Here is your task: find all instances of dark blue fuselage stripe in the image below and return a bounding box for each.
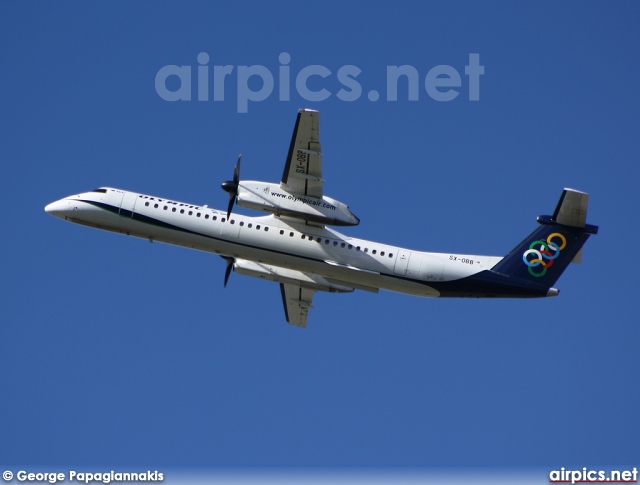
[79,199,549,297]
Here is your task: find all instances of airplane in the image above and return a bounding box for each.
[45,108,599,327]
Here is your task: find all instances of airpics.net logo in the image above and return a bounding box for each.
[154,52,485,113]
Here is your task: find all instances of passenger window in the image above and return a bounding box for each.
[180,209,185,214]
[172,208,176,212]
[188,211,193,216]
[389,253,394,258]
[256,225,260,230]
[145,202,149,207]
[154,204,158,208]
[197,213,201,217]
[289,232,294,237]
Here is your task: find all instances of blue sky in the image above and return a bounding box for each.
[1,1,639,481]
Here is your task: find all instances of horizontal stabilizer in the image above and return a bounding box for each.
[553,188,589,228]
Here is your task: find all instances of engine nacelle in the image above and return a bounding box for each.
[236,181,359,226]
[233,259,354,293]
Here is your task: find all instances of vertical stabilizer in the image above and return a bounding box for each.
[491,189,598,288]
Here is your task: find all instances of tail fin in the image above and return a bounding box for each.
[491,189,599,289]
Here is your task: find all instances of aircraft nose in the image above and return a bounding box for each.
[44,199,71,219]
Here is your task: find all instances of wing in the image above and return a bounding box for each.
[279,283,315,328]
[280,108,324,199]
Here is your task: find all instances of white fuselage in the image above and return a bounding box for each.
[45,187,503,297]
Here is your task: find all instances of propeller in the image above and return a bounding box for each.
[221,256,234,288]
[221,154,241,219]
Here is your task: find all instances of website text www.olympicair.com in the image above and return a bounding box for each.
[155,52,484,112]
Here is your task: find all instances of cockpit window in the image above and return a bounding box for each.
[91,188,107,193]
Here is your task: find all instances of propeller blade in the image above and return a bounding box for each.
[233,154,241,184]
[225,197,234,221]
[221,256,234,288]
[220,154,242,219]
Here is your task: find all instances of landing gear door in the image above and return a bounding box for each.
[119,191,138,218]
[393,250,411,275]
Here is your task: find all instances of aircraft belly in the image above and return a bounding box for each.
[231,245,440,298]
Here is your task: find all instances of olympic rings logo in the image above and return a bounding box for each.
[522,232,567,277]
